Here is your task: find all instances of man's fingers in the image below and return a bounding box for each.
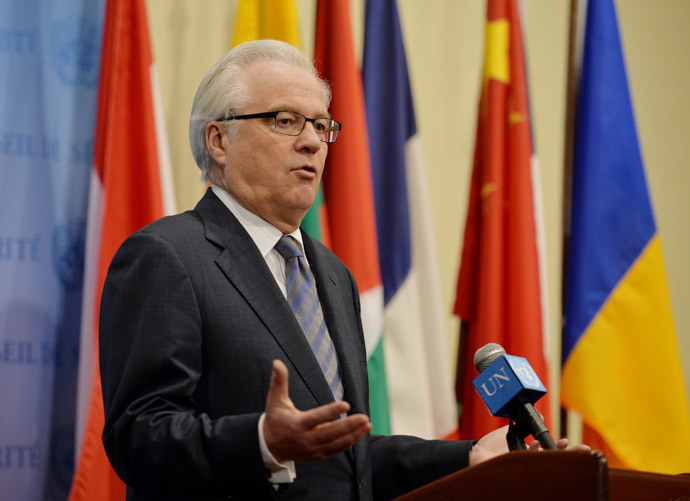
[311,419,372,459]
[299,400,351,428]
[266,359,290,407]
[310,414,371,445]
[529,437,591,452]
[271,359,288,387]
[294,416,372,461]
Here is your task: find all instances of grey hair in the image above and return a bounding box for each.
[189,39,332,182]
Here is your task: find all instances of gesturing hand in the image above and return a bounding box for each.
[263,359,372,463]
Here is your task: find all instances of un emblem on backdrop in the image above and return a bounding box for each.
[50,17,100,87]
[52,220,85,290]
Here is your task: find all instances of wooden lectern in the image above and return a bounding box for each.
[394,451,690,500]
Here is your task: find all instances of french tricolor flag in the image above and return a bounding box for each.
[363,0,458,440]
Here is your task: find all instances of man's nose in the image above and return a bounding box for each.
[297,122,323,151]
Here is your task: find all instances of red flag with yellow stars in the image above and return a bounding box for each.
[454,0,552,441]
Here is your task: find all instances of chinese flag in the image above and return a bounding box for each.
[454,0,551,441]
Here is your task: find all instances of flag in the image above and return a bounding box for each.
[561,0,690,474]
[231,0,330,245]
[453,0,551,440]
[232,0,300,47]
[0,1,105,498]
[69,0,175,498]
[314,0,389,434]
[362,0,457,439]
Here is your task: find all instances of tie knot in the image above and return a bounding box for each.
[274,235,302,260]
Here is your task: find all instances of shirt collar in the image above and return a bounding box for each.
[211,184,303,257]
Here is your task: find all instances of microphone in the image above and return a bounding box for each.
[472,343,556,450]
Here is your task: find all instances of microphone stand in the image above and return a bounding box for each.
[505,396,557,451]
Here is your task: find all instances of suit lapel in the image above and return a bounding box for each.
[194,190,336,408]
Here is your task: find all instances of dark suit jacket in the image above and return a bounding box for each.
[100,189,472,500]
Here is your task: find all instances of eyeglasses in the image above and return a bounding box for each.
[216,110,342,143]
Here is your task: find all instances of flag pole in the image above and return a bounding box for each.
[560,0,581,440]
[455,320,470,429]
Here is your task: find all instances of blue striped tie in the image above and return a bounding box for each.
[274,236,344,401]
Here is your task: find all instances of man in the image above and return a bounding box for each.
[99,39,563,500]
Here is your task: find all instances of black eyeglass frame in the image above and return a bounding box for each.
[215,110,342,143]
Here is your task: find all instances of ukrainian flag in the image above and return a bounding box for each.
[561,0,690,474]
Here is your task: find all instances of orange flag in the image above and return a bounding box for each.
[69,0,174,498]
[454,0,551,440]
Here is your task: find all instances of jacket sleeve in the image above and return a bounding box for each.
[99,230,275,499]
[369,433,473,500]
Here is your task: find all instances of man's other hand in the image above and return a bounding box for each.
[263,359,372,463]
[469,426,593,467]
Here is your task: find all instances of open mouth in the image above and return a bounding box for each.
[297,165,316,174]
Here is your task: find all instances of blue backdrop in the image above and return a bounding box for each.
[0,0,105,498]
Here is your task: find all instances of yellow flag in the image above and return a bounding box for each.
[232,0,301,48]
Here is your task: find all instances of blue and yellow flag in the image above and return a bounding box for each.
[562,0,690,474]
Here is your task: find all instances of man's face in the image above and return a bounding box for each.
[213,60,328,233]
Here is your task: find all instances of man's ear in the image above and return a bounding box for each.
[206,121,227,167]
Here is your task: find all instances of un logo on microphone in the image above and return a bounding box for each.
[473,355,547,417]
[510,357,540,388]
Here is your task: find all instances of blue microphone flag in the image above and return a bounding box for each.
[473,355,547,418]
